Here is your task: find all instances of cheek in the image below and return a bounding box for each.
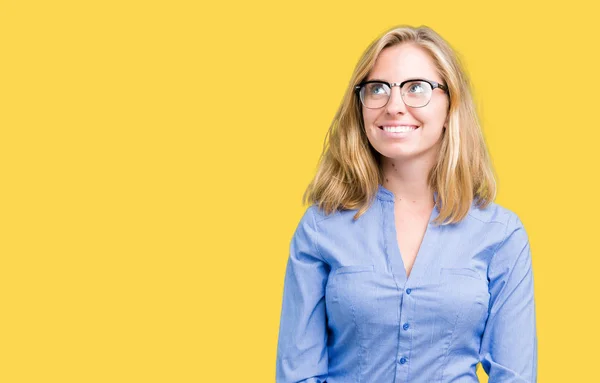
[362,110,381,137]
[362,108,376,126]
[413,106,447,128]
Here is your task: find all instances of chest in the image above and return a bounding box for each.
[394,205,431,277]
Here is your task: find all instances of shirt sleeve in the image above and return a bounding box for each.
[276,206,330,383]
[480,213,538,382]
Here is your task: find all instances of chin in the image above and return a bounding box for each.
[376,143,440,161]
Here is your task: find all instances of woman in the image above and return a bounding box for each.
[276,25,537,383]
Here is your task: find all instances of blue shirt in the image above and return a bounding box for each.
[276,184,537,382]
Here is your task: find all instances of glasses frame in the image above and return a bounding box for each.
[354,78,449,109]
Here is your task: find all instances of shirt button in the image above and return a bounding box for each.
[403,323,410,330]
[406,288,412,295]
[400,357,407,364]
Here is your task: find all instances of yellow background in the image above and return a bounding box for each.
[1,0,598,381]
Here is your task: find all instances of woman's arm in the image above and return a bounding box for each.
[479,213,538,382]
[276,206,330,383]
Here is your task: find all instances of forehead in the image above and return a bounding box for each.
[368,43,442,83]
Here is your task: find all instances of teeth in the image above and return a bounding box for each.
[382,125,417,133]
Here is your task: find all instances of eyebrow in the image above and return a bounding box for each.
[365,78,388,82]
[365,77,425,83]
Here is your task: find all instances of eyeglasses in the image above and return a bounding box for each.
[354,79,449,109]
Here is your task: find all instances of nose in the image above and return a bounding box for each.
[384,86,408,115]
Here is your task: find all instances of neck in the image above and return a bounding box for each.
[381,156,435,206]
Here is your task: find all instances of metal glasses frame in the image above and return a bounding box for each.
[354,78,449,109]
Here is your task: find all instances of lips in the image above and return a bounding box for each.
[378,125,419,133]
[378,125,419,129]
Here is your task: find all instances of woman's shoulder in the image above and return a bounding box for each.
[468,199,523,225]
[300,203,361,226]
[467,199,528,239]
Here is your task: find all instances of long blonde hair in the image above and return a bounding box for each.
[302,25,496,225]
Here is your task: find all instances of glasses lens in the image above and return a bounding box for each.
[401,80,433,107]
[360,82,390,108]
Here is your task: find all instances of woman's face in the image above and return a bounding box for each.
[361,43,450,162]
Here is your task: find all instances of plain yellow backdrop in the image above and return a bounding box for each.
[1,0,599,381]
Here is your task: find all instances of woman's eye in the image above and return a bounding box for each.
[370,85,385,94]
[407,83,425,93]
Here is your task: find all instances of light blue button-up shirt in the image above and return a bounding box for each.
[276,184,537,382]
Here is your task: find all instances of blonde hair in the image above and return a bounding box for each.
[302,25,496,225]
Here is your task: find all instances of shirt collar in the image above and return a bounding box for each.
[376,184,394,201]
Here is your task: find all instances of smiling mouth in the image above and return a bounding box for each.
[378,125,419,133]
